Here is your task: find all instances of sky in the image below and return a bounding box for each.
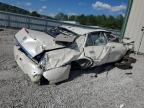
[0,0,128,16]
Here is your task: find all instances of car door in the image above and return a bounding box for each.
[104,32,127,63]
[84,32,111,66]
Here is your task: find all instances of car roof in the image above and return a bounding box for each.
[60,25,108,35]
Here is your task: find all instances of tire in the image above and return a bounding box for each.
[115,60,133,70]
[76,59,92,69]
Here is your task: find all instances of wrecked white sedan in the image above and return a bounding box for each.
[14,26,132,84]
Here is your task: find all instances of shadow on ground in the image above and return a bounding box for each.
[56,55,137,85]
[56,63,115,85]
[41,56,137,85]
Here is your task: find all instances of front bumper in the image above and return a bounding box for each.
[14,45,42,83]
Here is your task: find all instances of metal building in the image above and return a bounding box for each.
[123,0,144,53]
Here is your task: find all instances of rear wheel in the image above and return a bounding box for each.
[76,59,92,69]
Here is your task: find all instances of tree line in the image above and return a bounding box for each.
[0,2,124,30]
[54,13,124,30]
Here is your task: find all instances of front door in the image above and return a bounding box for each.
[84,32,110,66]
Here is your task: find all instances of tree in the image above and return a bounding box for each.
[68,15,77,21]
[116,15,124,29]
[53,12,124,30]
[77,14,87,25]
[55,13,68,20]
[87,15,97,25]
[30,11,40,17]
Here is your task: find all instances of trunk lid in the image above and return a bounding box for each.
[15,28,64,58]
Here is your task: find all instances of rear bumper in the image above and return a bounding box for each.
[14,45,71,84]
[14,45,42,83]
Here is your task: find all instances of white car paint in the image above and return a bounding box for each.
[14,26,132,84]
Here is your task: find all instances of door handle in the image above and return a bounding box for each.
[19,58,22,61]
[89,51,94,53]
[141,26,144,31]
[112,46,115,48]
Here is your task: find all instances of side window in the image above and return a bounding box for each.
[85,34,93,46]
[86,32,107,46]
[104,32,119,42]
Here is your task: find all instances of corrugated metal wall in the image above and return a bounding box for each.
[0,11,121,36]
[124,0,144,53]
[0,11,61,30]
[0,11,103,31]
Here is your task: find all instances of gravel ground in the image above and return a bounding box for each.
[0,28,144,108]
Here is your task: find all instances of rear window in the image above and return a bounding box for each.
[47,27,78,45]
[47,27,78,38]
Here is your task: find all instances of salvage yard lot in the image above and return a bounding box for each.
[0,28,144,108]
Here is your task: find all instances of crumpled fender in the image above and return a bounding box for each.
[44,48,81,70]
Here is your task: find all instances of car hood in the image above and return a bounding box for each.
[15,28,64,58]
